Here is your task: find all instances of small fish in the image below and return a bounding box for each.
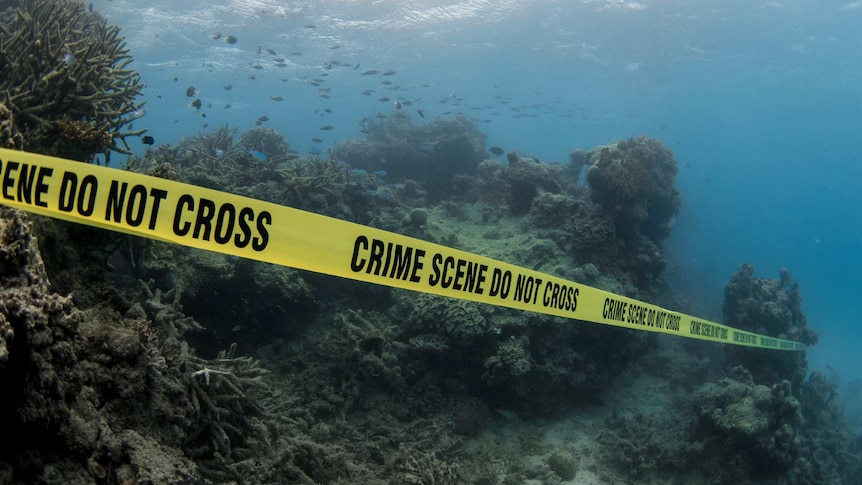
[323,108,332,113]
[826,364,838,374]
[231,324,242,332]
[257,115,269,122]
[303,24,316,29]
[61,53,76,66]
[374,170,387,176]
[250,63,264,69]
[141,136,155,145]
[319,125,335,131]
[215,149,225,158]
[361,89,375,95]
[360,69,379,76]
[190,98,202,109]
[380,80,392,85]
[248,74,256,80]
[311,138,323,143]
[249,149,267,162]
[223,103,231,109]
[417,109,425,118]
[210,32,222,40]
[223,83,232,90]
[290,51,303,56]
[329,44,340,49]
[185,86,199,97]
[394,101,401,110]
[382,70,396,76]
[319,94,331,99]
[378,97,390,102]
[489,146,504,156]
[274,62,288,67]
[129,109,146,120]
[256,45,262,55]
[353,63,360,70]
[224,35,238,44]
[271,96,284,101]
[265,47,277,55]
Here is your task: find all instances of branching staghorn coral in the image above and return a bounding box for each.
[0,0,145,163]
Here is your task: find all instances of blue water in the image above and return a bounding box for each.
[98,0,862,411]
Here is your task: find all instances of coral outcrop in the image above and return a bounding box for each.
[695,367,803,474]
[0,0,145,162]
[333,116,487,202]
[722,264,819,389]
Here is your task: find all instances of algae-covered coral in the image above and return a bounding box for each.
[0,0,145,162]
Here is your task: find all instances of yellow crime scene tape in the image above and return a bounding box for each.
[0,148,804,351]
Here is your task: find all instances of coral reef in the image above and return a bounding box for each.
[130,126,385,223]
[0,0,145,162]
[6,98,854,484]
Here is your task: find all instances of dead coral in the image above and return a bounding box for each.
[389,450,460,485]
[57,115,112,152]
[0,102,23,149]
[181,342,271,473]
[0,0,145,162]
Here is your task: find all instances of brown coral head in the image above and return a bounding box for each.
[58,116,113,152]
